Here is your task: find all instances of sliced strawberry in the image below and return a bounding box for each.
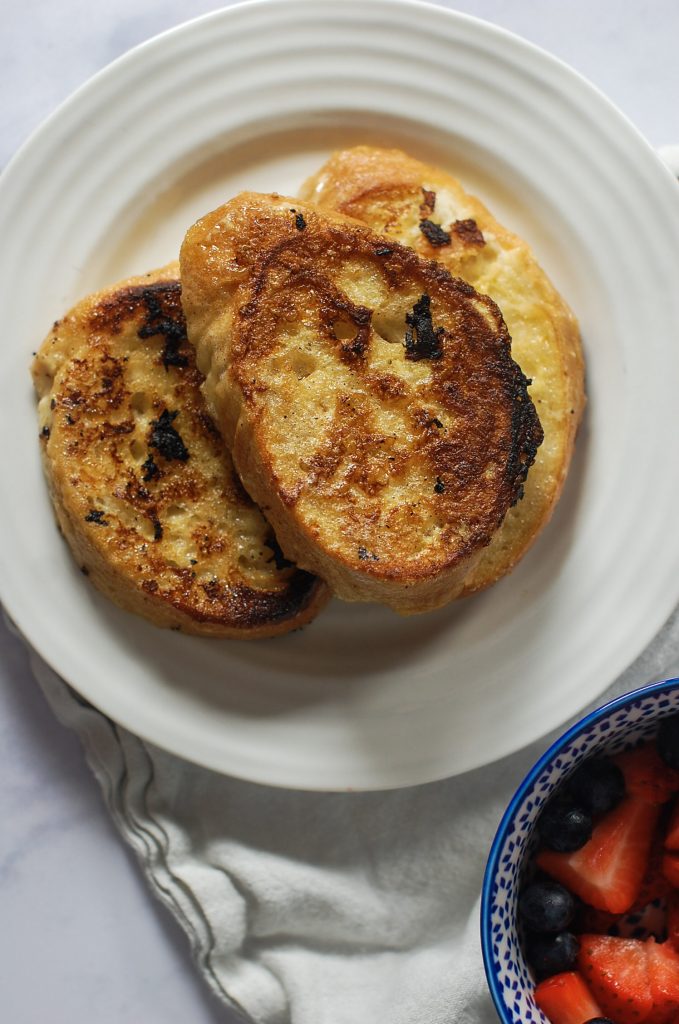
[533,970,604,1024]
[537,797,660,913]
[667,893,679,952]
[614,743,679,805]
[645,939,679,1024]
[578,934,653,1023]
[665,798,679,850]
[662,852,679,889]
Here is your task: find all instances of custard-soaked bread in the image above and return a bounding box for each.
[301,147,585,594]
[31,264,327,637]
[180,194,543,613]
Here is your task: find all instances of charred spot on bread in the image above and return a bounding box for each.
[419,219,451,247]
[453,219,485,246]
[136,284,190,370]
[404,294,445,361]
[511,484,525,507]
[504,368,544,499]
[141,453,160,482]
[421,188,436,211]
[89,279,190,369]
[148,409,189,462]
[85,509,108,525]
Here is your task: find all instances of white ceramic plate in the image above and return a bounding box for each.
[2,0,679,790]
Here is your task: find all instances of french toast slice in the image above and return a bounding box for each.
[300,147,585,595]
[31,264,328,637]
[180,193,543,614]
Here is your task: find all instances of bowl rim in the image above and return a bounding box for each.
[480,675,679,1024]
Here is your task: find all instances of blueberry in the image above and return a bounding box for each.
[568,757,626,817]
[519,881,575,932]
[658,714,679,770]
[539,801,593,852]
[584,1019,616,1024]
[525,930,579,977]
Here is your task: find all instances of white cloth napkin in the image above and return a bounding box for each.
[9,607,679,1024]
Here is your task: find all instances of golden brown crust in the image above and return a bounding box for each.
[300,146,585,594]
[180,194,542,613]
[31,264,328,637]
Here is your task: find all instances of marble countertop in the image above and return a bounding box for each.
[2,2,678,1021]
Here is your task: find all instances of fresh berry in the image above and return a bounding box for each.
[662,852,679,889]
[537,797,660,914]
[578,934,653,1023]
[540,801,593,852]
[519,880,575,932]
[526,931,580,977]
[657,715,679,771]
[614,743,679,805]
[664,799,679,851]
[569,758,626,817]
[645,938,679,1023]
[534,971,605,1024]
[584,1020,616,1024]
[576,935,679,1024]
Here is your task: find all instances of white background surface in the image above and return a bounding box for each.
[2,2,678,1021]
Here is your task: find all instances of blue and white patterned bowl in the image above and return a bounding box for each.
[481,677,679,1024]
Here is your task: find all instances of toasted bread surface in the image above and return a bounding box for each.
[301,147,585,594]
[180,193,543,613]
[31,264,327,637]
